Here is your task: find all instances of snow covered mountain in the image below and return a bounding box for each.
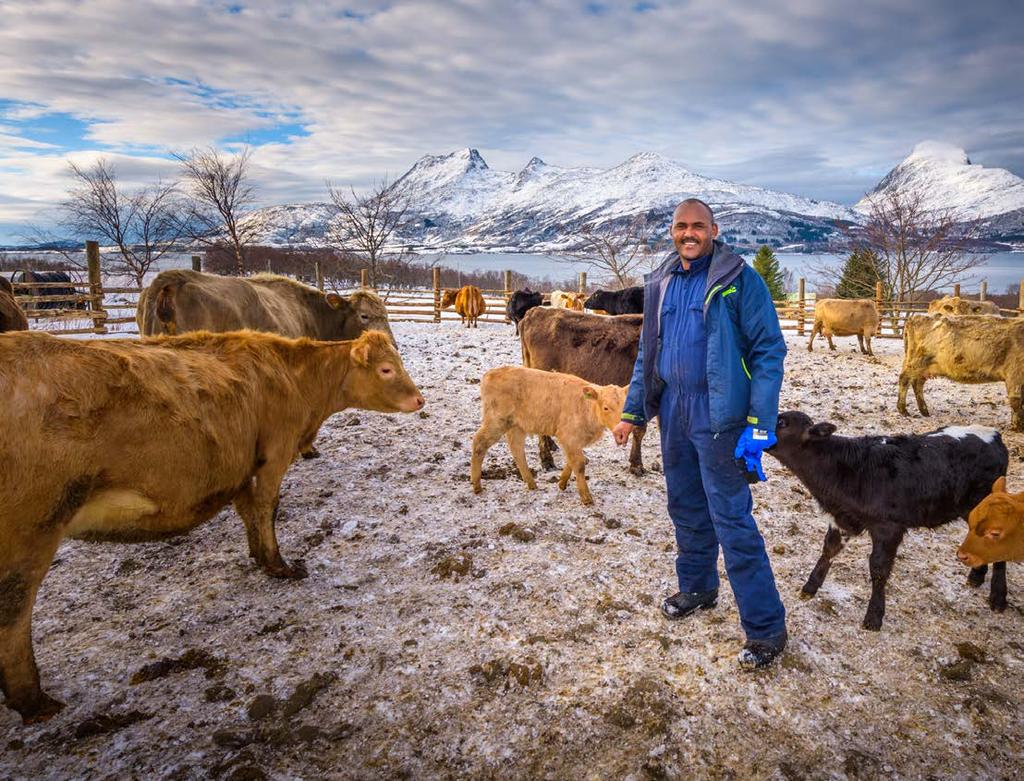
[855,141,1024,224]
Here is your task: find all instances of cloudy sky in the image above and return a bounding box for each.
[1,0,1022,243]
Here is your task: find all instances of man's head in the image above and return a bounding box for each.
[671,198,718,262]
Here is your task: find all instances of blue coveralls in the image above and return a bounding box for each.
[652,254,785,641]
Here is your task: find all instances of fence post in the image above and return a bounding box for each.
[191,255,202,272]
[433,267,441,323]
[979,280,987,301]
[953,283,961,298]
[360,268,369,289]
[314,261,324,292]
[503,270,513,322]
[797,277,806,336]
[875,280,888,336]
[578,272,587,295]
[1019,278,1024,317]
[85,240,107,335]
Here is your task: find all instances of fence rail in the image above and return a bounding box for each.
[8,243,1024,337]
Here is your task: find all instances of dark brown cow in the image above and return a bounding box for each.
[0,277,28,333]
[518,306,646,474]
[0,328,423,723]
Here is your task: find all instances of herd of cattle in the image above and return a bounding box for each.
[0,268,1023,725]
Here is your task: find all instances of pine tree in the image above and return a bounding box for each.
[836,247,882,299]
[752,245,786,300]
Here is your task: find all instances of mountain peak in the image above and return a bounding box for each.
[523,156,546,170]
[907,141,970,166]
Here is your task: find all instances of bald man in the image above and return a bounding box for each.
[613,199,788,669]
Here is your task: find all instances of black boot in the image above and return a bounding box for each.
[660,589,718,620]
[738,628,787,670]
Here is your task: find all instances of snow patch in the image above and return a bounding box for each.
[929,425,998,443]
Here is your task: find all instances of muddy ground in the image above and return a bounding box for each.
[2,321,1023,780]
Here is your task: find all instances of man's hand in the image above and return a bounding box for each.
[612,421,636,446]
[733,425,777,483]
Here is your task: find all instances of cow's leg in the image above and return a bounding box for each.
[807,321,820,352]
[470,421,507,494]
[538,435,558,471]
[233,458,305,579]
[800,523,846,598]
[967,563,988,588]
[911,377,929,416]
[628,426,646,476]
[897,372,911,415]
[505,427,536,490]
[989,561,1008,612]
[863,523,905,631]
[559,444,592,505]
[863,329,874,356]
[1006,381,1023,432]
[1,538,65,723]
[825,330,837,351]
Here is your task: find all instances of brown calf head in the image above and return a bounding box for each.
[583,384,628,431]
[323,290,395,345]
[441,289,458,308]
[344,331,424,413]
[958,477,1024,566]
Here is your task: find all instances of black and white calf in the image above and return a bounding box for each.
[768,412,1009,630]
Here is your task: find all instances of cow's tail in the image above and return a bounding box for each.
[154,283,178,335]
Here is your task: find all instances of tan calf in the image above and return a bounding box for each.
[807,298,879,355]
[470,366,626,505]
[898,314,1024,430]
[958,477,1024,566]
[0,329,423,723]
[550,290,585,311]
[442,285,486,328]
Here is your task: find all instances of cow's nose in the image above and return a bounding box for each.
[956,549,970,563]
[415,395,425,409]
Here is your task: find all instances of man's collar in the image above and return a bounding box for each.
[673,253,712,274]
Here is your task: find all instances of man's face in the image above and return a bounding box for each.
[671,203,718,261]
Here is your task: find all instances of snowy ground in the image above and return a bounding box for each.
[3,322,1023,780]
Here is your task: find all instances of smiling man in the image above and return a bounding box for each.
[612,198,789,669]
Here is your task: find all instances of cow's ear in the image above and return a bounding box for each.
[350,335,372,367]
[325,293,345,310]
[804,422,836,441]
[582,386,598,400]
[992,476,1007,494]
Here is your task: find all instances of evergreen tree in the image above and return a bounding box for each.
[836,247,882,299]
[752,245,787,300]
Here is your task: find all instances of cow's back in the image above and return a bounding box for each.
[520,307,641,385]
[815,298,878,332]
[904,314,1024,383]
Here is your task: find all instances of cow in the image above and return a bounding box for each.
[0,277,28,333]
[767,411,1009,630]
[807,298,879,355]
[441,285,486,328]
[897,314,1024,431]
[583,286,644,315]
[928,296,1001,316]
[0,328,423,724]
[518,306,647,475]
[958,477,1024,566]
[10,271,83,311]
[137,270,394,344]
[470,366,626,505]
[550,290,585,311]
[506,289,543,335]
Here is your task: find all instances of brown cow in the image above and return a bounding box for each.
[518,306,647,474]
[959,477,1024,566]
[137,270,393,343]
[898,314,1024,431]
[470,366,626,505]
[441,285,486,328]
[807,298,879,355]
[0,329,423,723]
[928,296,1001,316]
[0,277,28,333]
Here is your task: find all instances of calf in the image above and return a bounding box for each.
[0,329,423,723]
[768,411,1008,630]
[506,289,542,335]
[470,366,626,505]
[958,477,1024,566]
[550,290,585,311]
[442,285,486,328]
[898,314,1024,431]
[518,306,647,474]
[807,298,879,355]
[584,286,644,315]
[0,277,28,333]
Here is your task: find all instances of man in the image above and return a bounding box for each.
[612,199,787,669]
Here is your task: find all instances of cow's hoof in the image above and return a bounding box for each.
[580,497,594,506]
[472,485,482,494]
[989,597,1008,613]
[301,447,321,460]
[629,465,646,477]
[266,559,308,580]
[966,571,986,588]
[920,410,930,417]
[798,589,815,601]
[861,616,882,631]
[18,693,64,725]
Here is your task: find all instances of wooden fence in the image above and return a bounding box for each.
[9,241,1024,337]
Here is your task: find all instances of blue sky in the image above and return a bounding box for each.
[0,0,1022,244]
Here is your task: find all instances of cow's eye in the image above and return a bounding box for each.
[360,313,370,323]
[380,366,393,375]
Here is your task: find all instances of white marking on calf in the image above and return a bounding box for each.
[928,425,998,443]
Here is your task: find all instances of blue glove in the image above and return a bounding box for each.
[733,425,777,482]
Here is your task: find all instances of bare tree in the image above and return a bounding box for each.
[326,178,410,289]
[558,215,660,289]
[176,146,263,275]
[55,159,184,286]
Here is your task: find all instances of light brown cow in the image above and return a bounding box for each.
[441,285,486,328]
[550,290,585,311]
[137,270,394,344]
[958,477,1024,566]
[0,329,423,723]
[898,314,1024,431]
[928,296,1001,316]
[807,298,879,355]
[0,277,28,333]
[470,366,626,505]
